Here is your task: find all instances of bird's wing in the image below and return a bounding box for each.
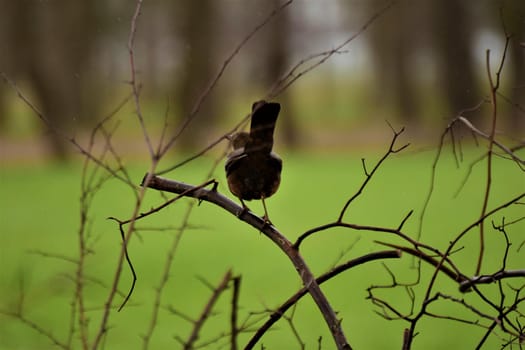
[225,149,248,174]
[270,152,283,172]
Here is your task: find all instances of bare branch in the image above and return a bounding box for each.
[337,124,408,222]
[0,72,136,186]
[269,0,397,98]
[142,148,227,348]
[245,250,401,349]
[158,0,295,159]
[26,250,79,265]
[476,35,511,275]
[0,310,68,350]
[142,174,352,349]
[127,0,154,159]
[457,117,525,168]
[184,271,232,350]
[424,191,525,293]
[417,100,486,243]
[231,276,241,350]
[374,242,465,283]
[459,270,525,293]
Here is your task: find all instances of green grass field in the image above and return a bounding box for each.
[1,147,523,349]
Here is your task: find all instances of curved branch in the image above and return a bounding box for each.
[245,250,401,349]
[142,174,352,349]
[374,242,466,283]
[294,215,417,251]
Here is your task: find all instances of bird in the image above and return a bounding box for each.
[225,100,282,223]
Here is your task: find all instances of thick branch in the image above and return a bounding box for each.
[142,174,352,349]
[245,250,401,349]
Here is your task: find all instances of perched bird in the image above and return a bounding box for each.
[225,101,282,222]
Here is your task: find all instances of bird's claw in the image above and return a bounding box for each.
[235,199,251,218]
[261,215,273,227]
[236,206,249,218]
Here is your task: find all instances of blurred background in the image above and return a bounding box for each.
[1,2,524,348]
[0,0,523,160]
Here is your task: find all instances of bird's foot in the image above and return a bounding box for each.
[236,206,249,218]
[261,215,274,228]
[260,197,273,228]
[236,199,250,218]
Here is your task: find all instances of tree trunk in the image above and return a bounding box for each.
[432,0,478,117]
[174,0,218,150]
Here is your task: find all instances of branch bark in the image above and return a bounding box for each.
[142,174,352,349]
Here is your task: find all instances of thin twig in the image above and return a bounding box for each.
[459,270,525,293]
[184,271,232,350]
[476,37,511,275]
[231,276,241,350]
[269,0,397,98]
[373,242,465,283]
[337,124,408,222]
[0,310,69,349]
[294,212,431,254]
[457,117,524,167]
[110,179,217,226]
[91,1,161,346]
[0,72,135,186]
[127,0,154,159]
[423,192,525,299]
[158,0,295,159]
[142,146,227,349]
[417,99,487,244]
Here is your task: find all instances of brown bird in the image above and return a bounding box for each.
[225,101,282,223]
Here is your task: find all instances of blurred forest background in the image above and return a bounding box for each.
[1,2,524,348]
[0,0,524,161]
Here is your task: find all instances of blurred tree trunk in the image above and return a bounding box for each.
[2,0,98,159]
[262,0,298,148]
[0,11,8,131]
[367,0,418,122]
[0,0,31,131]
[0,2,6,130]
[174,0,218,150]
[432,0,478,117]
[508,39,525,136]
[503,1,525,135]
[0,86,5,131]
